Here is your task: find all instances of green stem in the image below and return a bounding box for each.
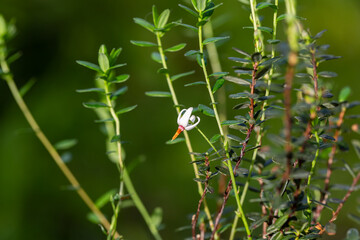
[249,0,264,53]
[196,127,221,158]
[198,24,224,137]
[203,21,228,132]
[306,131,320,224]
[155,32,215,231]
[226,156,252,239]
[230,1,279,239]
[0,58,119,237]
[103,80,161,240]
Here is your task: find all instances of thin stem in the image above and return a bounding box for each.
[203,21,227,128]
[103,80,161,240]
[314,106,346,221]
[211,126,254,240]
[195,127,220,158]
[198,25,224,137]
[203,18,228,215]
[155,33,214,231]
[305,131,320,223]
[319,171,360,235]
[1,59,118,237]
[250,0,264,53]
[192,156,210,240]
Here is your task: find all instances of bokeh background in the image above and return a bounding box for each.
[0,0,359,239]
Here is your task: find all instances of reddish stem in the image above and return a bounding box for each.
[319,171,360,235]
[314,107,346,221]
[192,157,210,240]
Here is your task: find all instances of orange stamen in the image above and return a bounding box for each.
[172,126,184,140]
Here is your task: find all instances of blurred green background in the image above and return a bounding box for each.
[0,0,359,239]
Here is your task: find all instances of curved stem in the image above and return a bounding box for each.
[1,59,119,238]
[155,33,214,231]
[198,25,224,137]
[103,81,161,240]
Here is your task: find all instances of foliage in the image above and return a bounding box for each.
[1,0,360,239]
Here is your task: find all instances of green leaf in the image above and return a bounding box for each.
[158,9,170,28]
[83,102,109,108]
[212,78,225,93]
[95,189,117,209]
[203,3,223,15]
[184,81,206,87]
[224,76,250,86]
[130,40,157,47]
[76,60,102,73]
[191,0,198,11]
[318,71,338,78]
[197,0,207,11]
[151,52,162,64]
[174,22,198,32]
[184,50,200,56]
[266,214,288,235]
[76,88,105,93]
[198,104,215,117]
[203,36,230,45]
[352,139,360,160]
[98,53,109,72]
[256,2,277,10]
[109,48,122,66]
[111,135,121,143]
[267,39,280,44]
[157,68,169,74]
[165,43,186,52]
[19,78,36,97]
[116,105,138,115]
[339,86,351,102]
[178,4,198,17]
[349,214,360,225]
[233,47,251,58]
[145,91,172,97]
[133,18,155,32]
[166,137,185,144]
[243,26,273,35]
[109,63,126,70]
[110,74,130,84]
[210,134,221,144]
[151,207,163,229]
[171,70,195,81]
[54,139,78,150]
[221,120,244,126]
[209,72,229,77]
[152,5,159,27]
[110,86,128,99]
[228,57,252,64]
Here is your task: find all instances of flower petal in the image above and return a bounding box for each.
[178,107,193,127]
[177,109,187,125]
[185,116,200,130]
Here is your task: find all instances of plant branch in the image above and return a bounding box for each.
[155,33,214,231]
[192,156,210,240]
[319,171,360,235]
[0,59,119,238]
[314,106,346,221]
[198,24,224,137]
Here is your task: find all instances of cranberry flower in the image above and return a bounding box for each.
[172,107,200,140]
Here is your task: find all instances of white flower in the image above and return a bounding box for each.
[172,107,200,140]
